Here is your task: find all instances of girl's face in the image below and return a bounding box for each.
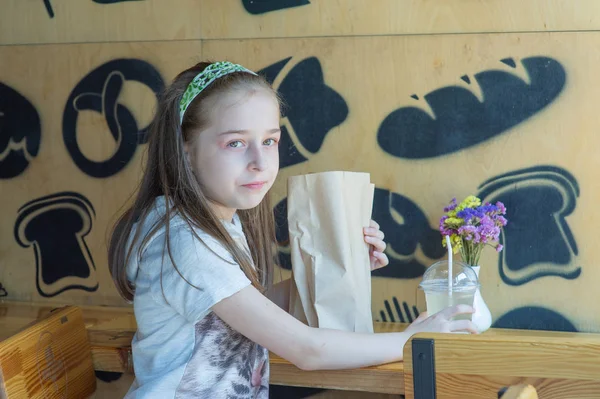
[184,89,281,221]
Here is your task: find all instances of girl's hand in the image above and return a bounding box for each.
[363,220,389,271]
[404,304,478,335]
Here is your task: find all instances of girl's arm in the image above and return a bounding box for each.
[266,278,291,312]
[212,284,475,371]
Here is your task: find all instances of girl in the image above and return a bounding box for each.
[109,61,477,399]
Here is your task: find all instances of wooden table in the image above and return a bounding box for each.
[270,322,406,394]
[0,301,407,395]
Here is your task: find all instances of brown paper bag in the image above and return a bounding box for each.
[287,171,375,333]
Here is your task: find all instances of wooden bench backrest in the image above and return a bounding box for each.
[0,306,96,399]
[404,328,600,398]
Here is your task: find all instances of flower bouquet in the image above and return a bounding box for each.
[439,195,508,266]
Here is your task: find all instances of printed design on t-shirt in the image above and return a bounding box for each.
[175,312,269,399]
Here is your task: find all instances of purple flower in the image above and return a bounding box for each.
[458,225,479,241]
[496,201,506,215]
[456,207,480,222]
[472,215,501,244]
[438,215,447,230]
[479,204,498,215]
[496,244,504,252]
[444,198,458,212]
[438,216,455,236]
[479,215,494,230]
[496,215,508,227]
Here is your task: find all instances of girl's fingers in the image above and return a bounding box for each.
[364,227,385,240]
[371,251,389,269]
[363,222,388,270]
[449,319,479,334]
[365,236,386,252]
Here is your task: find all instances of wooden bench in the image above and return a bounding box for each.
[0,306,96,398]
[2,301,600,398]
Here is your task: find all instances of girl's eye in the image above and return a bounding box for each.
[227,141,243,148]
[264,138,278,146]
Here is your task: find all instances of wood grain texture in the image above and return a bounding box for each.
[200,0,600,39]
[270,353,404,394]
[0,302,136,375]
[404,331,600,398]
[0,0,201,45]
[0,306,96,398]
[5,0,600,45]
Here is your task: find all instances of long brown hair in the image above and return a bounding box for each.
[108,61,280,302]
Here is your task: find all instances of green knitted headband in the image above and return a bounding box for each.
[179,61,257,124]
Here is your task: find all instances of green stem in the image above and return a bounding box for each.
[460,238,482,266]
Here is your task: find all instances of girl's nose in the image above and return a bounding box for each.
[248,145,267,171]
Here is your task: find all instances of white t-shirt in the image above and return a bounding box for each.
[124,196,269,398]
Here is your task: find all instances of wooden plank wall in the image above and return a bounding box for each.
[2,0,600,397]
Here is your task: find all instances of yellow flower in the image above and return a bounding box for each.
[458,195,481,211]
[441,234,463,253]
[451,234,462,253]
[444,217,464,229]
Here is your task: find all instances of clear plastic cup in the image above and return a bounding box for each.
[418,260,479,321]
